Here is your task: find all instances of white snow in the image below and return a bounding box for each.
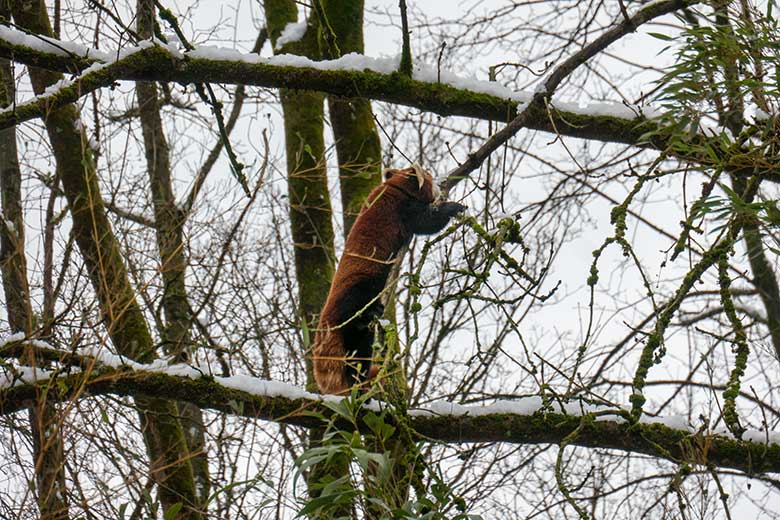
[744,428,780,446]
[274,21,308,50]
[0,25,109,61]
[153,36,185,60]
[2,218,15,234]
[754,107,775,122]
[0,332,26,346]
[555,99,662,120]
[0,365,58,388]
[410,396,544,417]
[214,373,318,400]
[186,46,659,121]
[0,40,150,119]
[641,414,691,431]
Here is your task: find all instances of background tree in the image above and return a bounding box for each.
[0,0,779,518]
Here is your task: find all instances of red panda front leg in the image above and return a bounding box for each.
[403,200,467,235]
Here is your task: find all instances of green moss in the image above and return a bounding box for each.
[263,3,336,338]
[7,369,780,475]
[718,255,749,437]
[630,238,734,420]
[0,37,661,150]
[263,0,298,43]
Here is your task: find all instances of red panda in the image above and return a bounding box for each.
[313,165,466,394]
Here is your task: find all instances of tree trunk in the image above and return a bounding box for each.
[320,0,382,236]
[319,3,416,513]
[264,0,335,389]
[135,0,211,507]
[264,2,351,517]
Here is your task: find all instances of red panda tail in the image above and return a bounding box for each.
[313,328,350,394]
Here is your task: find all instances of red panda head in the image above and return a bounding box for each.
[383,164,441,203]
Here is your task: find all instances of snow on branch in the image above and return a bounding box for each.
[0,40,170,129]
[0,26,653,147]
[2,8,775,184]
[1,337,779,476]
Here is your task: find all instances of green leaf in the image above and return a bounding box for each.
[764,202,780,225]
[163,502,183,520]
[296,491,358,517]
[647,32,674,41]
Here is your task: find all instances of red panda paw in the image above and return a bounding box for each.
[358,364,381,393]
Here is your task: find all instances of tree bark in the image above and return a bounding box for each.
[264,3,349,516]
[264,0,335,385]
[317,2,416,514]
[320,0,382,237]
[3,367,780,477]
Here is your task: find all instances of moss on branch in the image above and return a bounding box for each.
[2,368,780,476]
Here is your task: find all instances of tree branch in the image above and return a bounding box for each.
[1,364,779,476]
[0,25,656,144]
[1,12,777,185]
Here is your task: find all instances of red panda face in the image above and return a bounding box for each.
[383,165,439,203]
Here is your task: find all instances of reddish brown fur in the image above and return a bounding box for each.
[312,166,464,394]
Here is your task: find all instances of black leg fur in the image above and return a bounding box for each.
[404,201,467,235]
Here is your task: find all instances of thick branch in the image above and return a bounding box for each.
[1,368,779,476]
[1,17,777,186]
[0,29,658,145]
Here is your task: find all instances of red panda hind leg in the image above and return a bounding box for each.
[313,328,381,395]
[313,330,350,395]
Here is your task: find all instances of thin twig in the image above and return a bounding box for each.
[154,0,251,196]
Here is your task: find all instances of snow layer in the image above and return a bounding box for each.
[0,25,109,61]
[0,40,157,120]
[275,21,308,50]
[185,46,651,121]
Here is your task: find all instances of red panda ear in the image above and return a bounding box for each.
[411,163,426,189]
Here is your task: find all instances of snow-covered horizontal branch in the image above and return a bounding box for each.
[0,25,654,145]
[1,25,776,183]
[1,343,778,476]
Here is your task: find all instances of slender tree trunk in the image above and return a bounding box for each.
[263,0,335,388]
[10,2,201,517]
[320,0,382,236]
[0,41,69,520]
[135,0,211,506]
[264,3,352,517]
